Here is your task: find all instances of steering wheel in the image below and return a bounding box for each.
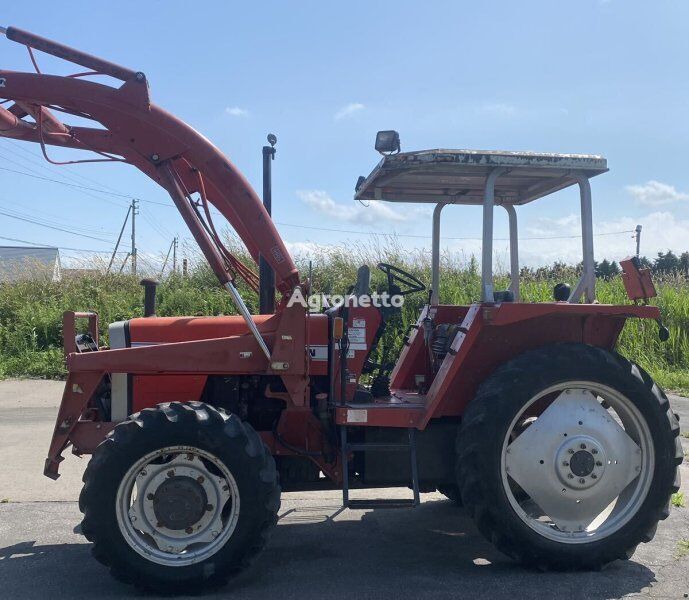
[377,262,426,296]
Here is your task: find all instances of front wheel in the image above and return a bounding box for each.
[456,343,682,570]
[79,402,280,592]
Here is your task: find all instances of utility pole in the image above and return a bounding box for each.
[635,224,642,257]
[160,237,176,277]
[106,204,132,274]
[131,198,139,275]
[172,236,178,272]
[119,252,131,273]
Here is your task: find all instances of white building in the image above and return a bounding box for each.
[0,246,61,282]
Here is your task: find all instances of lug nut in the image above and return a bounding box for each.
[596,461,603,467]
[206,504,214,512]
[147,493,154,500]
[567,474,574,479]
[591,448,598,455]
[579,478,586,484]
[197,476,205,484]
[591,474,597,479]
[580,443,586,450]
[185,527,193,534]
[562,461,569,467]
[167,470,175,478]
[568,449,574,454]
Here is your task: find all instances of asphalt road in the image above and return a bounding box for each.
[1,379,688,599]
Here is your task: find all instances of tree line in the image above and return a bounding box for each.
[519,251,689,281]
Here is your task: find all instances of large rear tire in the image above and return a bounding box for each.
[456,343,682,570]
[79,402,280,593]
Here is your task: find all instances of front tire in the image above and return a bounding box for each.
[79,402,280,592]
[456,343,682,570]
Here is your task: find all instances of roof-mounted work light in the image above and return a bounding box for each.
[375,130,400,155]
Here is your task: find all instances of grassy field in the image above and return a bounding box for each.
[1,248,687,393]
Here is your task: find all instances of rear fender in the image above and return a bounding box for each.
[415,302,660,427]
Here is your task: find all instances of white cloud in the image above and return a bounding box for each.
[225,106,248,117]
[285,241,330,257]
[334,103,365,120]
[478,102,517,117]
[625,180,689,206]
[509,211,689,266]
[297,189,408,225]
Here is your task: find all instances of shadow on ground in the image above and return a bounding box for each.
[0,499,657,600]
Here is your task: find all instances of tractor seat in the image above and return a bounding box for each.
[493,290,514,303]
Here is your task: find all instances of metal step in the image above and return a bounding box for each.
[347,498,416,509]
[340,426,420,509]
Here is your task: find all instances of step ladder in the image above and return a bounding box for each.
[340,425,421,509]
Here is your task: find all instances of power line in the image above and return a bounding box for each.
[0,138,130,197]
[0,208,115,243]
[273,221,635,241]
[0,164,130,208]
[0,233,124,253]
[0,147,637,244]
[0,199,118,238]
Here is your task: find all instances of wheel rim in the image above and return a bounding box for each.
[116,445,240,566]
[500,381,654,544]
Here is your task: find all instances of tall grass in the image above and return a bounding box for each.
[1,246,688,393]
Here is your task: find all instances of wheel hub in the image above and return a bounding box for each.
[555,435,606,490]
[570,450,594,476]
[153,476,208,530]
[504,387,646,535]
[118,450,237,564]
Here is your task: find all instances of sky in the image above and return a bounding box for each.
[2,0,689,273]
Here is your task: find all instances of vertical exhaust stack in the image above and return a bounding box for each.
[140,279,159,317]
[259,134,277,314]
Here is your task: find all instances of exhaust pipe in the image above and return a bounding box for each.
[140,278,158,317]
[259,134,277,314]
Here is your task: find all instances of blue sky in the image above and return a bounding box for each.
[2,0,689,271]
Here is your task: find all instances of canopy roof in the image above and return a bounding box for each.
[354,149,608,205]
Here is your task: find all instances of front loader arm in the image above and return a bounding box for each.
[0,26,299,295]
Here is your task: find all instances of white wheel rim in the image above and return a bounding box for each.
[500,382,654,544]
[115,445,240,566]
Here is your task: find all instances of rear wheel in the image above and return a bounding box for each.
[437,484,462,506]
[456,343,682,570]
[79,402,280,592]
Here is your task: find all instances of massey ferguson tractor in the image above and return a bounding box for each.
[0,27,682,593]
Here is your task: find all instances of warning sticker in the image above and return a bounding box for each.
[349,319,367,351]
[347,409,368,423]
[308,345,354,360]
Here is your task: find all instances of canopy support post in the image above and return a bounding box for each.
[481,168,506,303]
[431,202,446,305]
[504,204,519,301]
[568,174,595,303]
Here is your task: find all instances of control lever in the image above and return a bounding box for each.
[656,319,670,342]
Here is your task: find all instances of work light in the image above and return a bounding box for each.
[375,130,400,154]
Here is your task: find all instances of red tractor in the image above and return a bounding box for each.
[0,27,682,593]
